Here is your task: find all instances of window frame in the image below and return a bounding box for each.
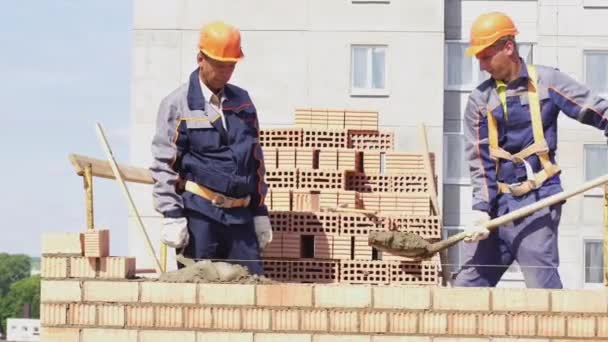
[582,238,604,288]
[583,144,608,196]
[350,44,389,97]
[583,50,608,98]
[443,132,471,185]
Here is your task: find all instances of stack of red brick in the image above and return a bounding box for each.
[260,108,442,285]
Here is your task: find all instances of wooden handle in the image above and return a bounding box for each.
[418,122,440,216]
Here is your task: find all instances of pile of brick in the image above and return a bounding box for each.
[260,108,442,285]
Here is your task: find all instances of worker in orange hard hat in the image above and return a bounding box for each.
[453,11,608,289]
[151,21,272,274]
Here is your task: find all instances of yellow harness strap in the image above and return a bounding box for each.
[487,65,560,196]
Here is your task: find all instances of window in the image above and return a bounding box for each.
[584,51,608,96]
[584,145,608,181]
[444,227,465,277]
[351,45,388,96]
[444,41,534,91]
[584,0,608,8]
[443,133,470,184]
[584,240,604,284]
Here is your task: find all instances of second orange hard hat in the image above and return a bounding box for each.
[465,12,518,56]
[198,21,244,62]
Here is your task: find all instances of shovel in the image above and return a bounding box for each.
[369,173,608,259]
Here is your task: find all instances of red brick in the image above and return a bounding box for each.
[184,307,212,329]
[478,314,507,336]
[83,281,138,302]
[199,283,254,305]
[83,229,109,257]
[41,256,68,278]
[198,332,254,342]
[81,329,137,342]
[69,257,97,278]
[42,232,83,255]
[255,333,312,342]
[360,311,387,333]
[139,330,195,342]
[314,284,371,308]
[301,310,328,331]
[508,314,536,336]
[242,308,271,330]
[537,315,565,337]
[141,281,196,304]
[433,287,490,311]
[272,309,300,331]
[599,316,608,337]
[41,303,67,325]
[551,289,608,313]
[329,310,358,332]
[448,313,477,335]
[256,284,313,307]
[98,257,135,279]
[419,312,447,335]
[97,304,125,327]
[492,288,549,312]
[388,312,417,334]
[312,335,370,342]
[433,339,490,342]
[155,306,183,328]
[68,303,96,325]
[41,327,79,342]
[126,305,154,328]
[373,286,430,310]
[566,315,596,338]
[213,307,241,330]
[372,337,430,342]
[41,280,81,302]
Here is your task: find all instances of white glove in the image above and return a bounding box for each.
[463,211,491,243]
[161,217,189,248]
[254,216,273,250]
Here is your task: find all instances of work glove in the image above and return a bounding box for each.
[463,211,491,243]
[254,216,273,250]
[161,217,189,248]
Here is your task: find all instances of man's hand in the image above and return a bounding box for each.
[254,216,273,250]
[161,217,189,248]
[463,211,491,243]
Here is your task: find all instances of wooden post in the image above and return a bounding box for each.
[84,164,94,231]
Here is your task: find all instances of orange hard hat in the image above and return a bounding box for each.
[465,12,518,56]
[198,21,244,62]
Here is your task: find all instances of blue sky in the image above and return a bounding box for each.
[0,1,133,256]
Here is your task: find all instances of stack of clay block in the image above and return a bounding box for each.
[41,230,135,280]
[260,108,442,285]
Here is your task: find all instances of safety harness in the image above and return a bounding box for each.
[487,65,560,196]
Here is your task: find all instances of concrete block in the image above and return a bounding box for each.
[388,312,417,334]
[537,315,566,337]
[41,303,68,325]
[97,304,125,327]
[329,310,358,332]
[492,288,549,312]
[300,310,328,331]
[42,232,83,255]
[41,256,68,278]
[256,284,313,307]
[155,305,183,328]
[69,257,97,278]
[141,282,196,304]
[199,283,254,305]
[373,286,430,309]
[213,307,241,330]
[272,309,300,331]
[255,333,312,342]
[448,313,477,335]
[81,329,137,342]
[83,281,138,302]
[312,335,370,342]
[68,303,96,325]
[198,332,254,342]
[419,312,447,335]
[551,289,608,313]
[41,280,81,302]
[433,287,490,311]
[314,284,371,308]
[360,311,387,333]
[566,316,596,338]
[98,257,136,279]
[242,308,271,330]
[184,307,213,329]
[126,305,154,328]
[139,330,196,342]
[478,314,507,336]
[83,229,109,257]
[41,327,79,342]
[508,314,536,336]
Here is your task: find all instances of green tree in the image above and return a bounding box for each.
[0,275,40,335]
[0,254,31,297]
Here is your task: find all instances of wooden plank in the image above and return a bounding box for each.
[69,154,154,184]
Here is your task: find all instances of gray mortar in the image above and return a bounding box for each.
[159,260,274,284]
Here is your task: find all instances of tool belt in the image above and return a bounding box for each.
[185,181,251,208]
